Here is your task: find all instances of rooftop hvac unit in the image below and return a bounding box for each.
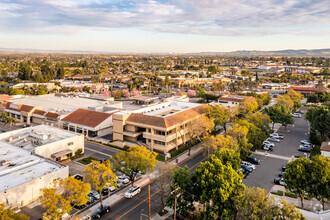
[1,160,12,167]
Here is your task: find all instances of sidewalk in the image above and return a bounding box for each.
[270,185,330,220]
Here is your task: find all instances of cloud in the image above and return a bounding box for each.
[0,0,329,36]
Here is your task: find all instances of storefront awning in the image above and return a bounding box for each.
[51,149,73,158]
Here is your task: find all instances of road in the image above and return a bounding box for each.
[100,151,207,220]
[243,107,309,191]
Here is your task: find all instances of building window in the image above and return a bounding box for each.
[69,126,75,132]
[154,140,165,146]
[155,130,165,136]
[63,123,69,130]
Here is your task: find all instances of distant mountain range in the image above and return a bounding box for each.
[0,47,329,57]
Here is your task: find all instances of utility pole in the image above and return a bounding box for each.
[148,185,151,220]
[174,186,177,220]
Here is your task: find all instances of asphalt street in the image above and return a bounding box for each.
[243,107,309,191]
[100,151,207,220]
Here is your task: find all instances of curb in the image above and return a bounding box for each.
[85,139,122,152]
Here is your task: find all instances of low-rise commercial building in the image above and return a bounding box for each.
[217,95,248,108]
[112,101,207,153]
[0,142,68,209]
[0,125,84,162]
[61,109,118,138]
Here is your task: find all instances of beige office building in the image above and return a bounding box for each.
[112,101,207,154]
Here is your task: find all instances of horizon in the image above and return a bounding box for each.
[0,0,329,53]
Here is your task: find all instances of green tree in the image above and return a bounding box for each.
[305,105,330,138]
[5,117,16,129]
[283,157,312,209]
[227,123,253,158]
[166,166,195,217]
[206,105,231,133]
[111,146,157,186]
[10,89,25,95]
[18,62,32,80]
[56,67,65,79]
[84,160,117,208]
[266,104,293,131]
[309,155,330,210]
[193,152,245,219]
[0,204,29,220]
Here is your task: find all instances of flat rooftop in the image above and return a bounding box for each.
[10,95,108,115]
[132,101,201,118]
[0,125,78,152]
[0,142,65,192]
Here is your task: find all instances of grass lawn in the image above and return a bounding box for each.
[78,156,97,165]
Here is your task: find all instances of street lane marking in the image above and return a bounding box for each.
[85,147,113,157]
[253,151,291,161]
[115,156,207,220]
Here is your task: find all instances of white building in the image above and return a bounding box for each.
[321,141,330,158]
[0,125,84,162]
[0,142,68,209]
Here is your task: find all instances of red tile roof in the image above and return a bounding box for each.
[126,105,207,129]
[20,105,34,112]
[33,109,46,115]
[45,112,60,119]
[0,95,13,101]
[62,109,114,128]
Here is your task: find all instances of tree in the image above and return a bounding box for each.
[201,135,239,157]
[59,176,91,208]
[166,166,195,217]
[207,105,231,133]
[82,86,90,93]
[239,97,258,115]
[84,160,117,208]
[305,105,330,138]
[283,157,312,209]
[18,62,32,80]
[111,146,157,187]
[0,203,29,220]
[56,67,65,79]
[227,123,253,158]
[185,115,214,156]
[5,117,16,129]
[10,89,24,95]
[277,95,294,109]
[309,155,330,210]
[193,152,245,219]
[39,187,71,220]
[153,163,177,209]
[266,104,293,131]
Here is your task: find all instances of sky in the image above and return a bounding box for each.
[0,0,329,53]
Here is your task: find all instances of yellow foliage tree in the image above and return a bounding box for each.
[84,160,117,208]
[0,203,29,220]
[201,135,239,156]
[276,95,294,109]
[111,145,157,186]
[239,97,259,115]
[60,176,91,208]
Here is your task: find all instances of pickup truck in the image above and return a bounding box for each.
[270,133,284,139]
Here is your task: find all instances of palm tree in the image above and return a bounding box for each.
[1,112,8,121]
[5,117,16,129]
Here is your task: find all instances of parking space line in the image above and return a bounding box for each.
[85,147,113,157]
[253,151,291,161]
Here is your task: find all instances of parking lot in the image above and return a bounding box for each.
[243,107,309,191]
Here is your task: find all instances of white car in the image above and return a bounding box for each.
[268,137,280,142]
[118,175,129,184]
[262,141,275,147]
[125,186,141,198]
[300,140,310,145]
[292,113,302,118]
[241,161,256,170]
[270,133,283,139]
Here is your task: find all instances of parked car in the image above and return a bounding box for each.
[292,113,302,118]
[97,158,107,163]
[262,141,275,147]
[298,145,311,152]
[87,194,95,204]
[125,186,141,198]
[279,171,286,178]
[262,144,273,151]
[282,165,286,172]
[296,110,303,114]
[245,157,260,165]
[241,161,256,170]
[101,188,110,196]
[73,203,86,210]
[274,178,285,186]
[81,215,91,220]
[268,137,280,142]
[270,133,284,139]
[92,205,110,218]
[240,168,249,178]
[88,191,100,200]
[241,165,253,173]
[73,174,84,181]
[300,140,311,145]
[118,175,129,184]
